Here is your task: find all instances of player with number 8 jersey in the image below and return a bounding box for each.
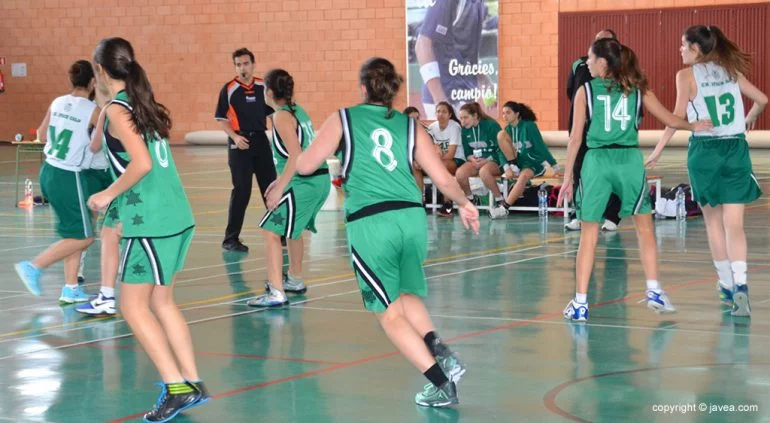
[297,58,480,408]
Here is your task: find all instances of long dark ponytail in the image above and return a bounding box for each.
[265,68,296,116]
[684,25,751,80]
[591,38,649,95]
[94,37,171,140]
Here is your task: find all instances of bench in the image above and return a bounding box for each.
[423,175,663,226]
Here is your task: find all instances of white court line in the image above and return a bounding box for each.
[0,243,542,315]
[298,306,770,339]
[587,255,743,265]
[0,293,33,301]
[0,248,567,359]
[0,245,550,344]
[603,246,770,259]
[0,244,53,253]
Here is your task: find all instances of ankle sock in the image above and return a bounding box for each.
[166,382,194,395]
[423,363,449,388]
[731,261,747,286]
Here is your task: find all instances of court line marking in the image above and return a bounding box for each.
[0,249,562,357]
[0,243,550,339]
[297,306,770,339]
[45,340,341,365]
[106,256,766,423]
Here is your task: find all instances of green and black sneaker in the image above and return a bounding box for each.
[187,380,212,408]
[415,381,458,408]
[143,382,200,422]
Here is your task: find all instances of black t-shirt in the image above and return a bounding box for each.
[215,77,274,148]
[566,56,591,135]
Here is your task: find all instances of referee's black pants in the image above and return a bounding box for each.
[224,131,277,244]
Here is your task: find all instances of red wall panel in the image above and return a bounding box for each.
[558,3,769,131]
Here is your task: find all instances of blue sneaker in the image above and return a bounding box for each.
[59,285,90,304]
[15,261,42,296]
[563,299,588,322]
[718,281,734,306]
[76,292,116,315]
[646,289,676,314]
[731,284,751,317]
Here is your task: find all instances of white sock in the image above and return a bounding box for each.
[466,195,474,201]
[731,261,747,286]
[575,293,587,304]
[65,283,78,289]
[714,260,733,288]
[646,280,660,291]
[494,195,503,202]
[100,286,115,298]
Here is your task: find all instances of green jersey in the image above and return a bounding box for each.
[505,120,556,167]
[271,104,327,175]
[585,78,642,148]
[104,91,194,238]
[337,104,421,220]
[461,119,502,163]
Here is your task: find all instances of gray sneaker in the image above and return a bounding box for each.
[248,284,289,308]
[415,381,458,408]
[283,273,307,294]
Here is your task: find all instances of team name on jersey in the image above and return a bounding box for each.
[52,111,82,123]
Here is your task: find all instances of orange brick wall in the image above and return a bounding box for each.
[0,0,765,142]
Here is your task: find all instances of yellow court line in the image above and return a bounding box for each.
[0,235,577,339]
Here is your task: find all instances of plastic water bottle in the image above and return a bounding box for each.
[538,184,548,218]
[675,186,685,221]
[24,179,33,206]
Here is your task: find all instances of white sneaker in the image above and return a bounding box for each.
[564,219,581,231]
[76,292,116,315]
[601,220,618,231]
[489,204,509,219]
[646,289,676,314]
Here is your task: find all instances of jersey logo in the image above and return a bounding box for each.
[245,96,257,103]
[154,139,170,168]
[436,24,447,35]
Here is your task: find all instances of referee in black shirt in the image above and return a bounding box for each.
[564,29,623,232]
[216,48,277,252]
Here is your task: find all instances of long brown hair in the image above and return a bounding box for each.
[591,38,649,95]
[460,102,493,121]
[684,25,751,80]
[93,37,172,140]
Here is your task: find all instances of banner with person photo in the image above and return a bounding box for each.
[406,0,499,119]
